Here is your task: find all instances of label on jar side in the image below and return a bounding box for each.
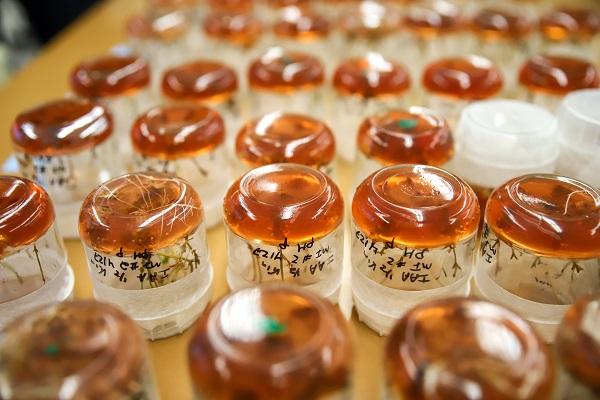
[17,153,77,193]
[352,224,475,290]
[83,230,206,290]
[479,223,600,304]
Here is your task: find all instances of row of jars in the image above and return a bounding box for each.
[0,286,597,399]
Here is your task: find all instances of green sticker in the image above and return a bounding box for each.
[261,317,286,335]
[397,119,418,130]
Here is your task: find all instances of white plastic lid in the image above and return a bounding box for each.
[452,99,558,187]
[557,89,600,152]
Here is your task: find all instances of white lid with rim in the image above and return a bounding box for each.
[452,99,558,188]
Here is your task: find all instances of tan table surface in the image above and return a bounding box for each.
[0,1,383,398]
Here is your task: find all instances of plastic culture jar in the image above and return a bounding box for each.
[131,104,231,228]
[337,0,401,61]
[10,98,117,237]
[470,7,533,91]
[207,0,254,13]
[248,47,325,118]
[331,52,411,162]
[201,11,264,83]
[126,10,197,76]
[355,107,453,185]
[555,89,600,188]
[351,164,480,335]
[162,60,241,146]
[451,99,558,213]
[518,55,600,112]
[0,177,74,329]
[402,0,464,78]
[0,300,159,399]
[539,7,600,59]
[223,164,344,301]
[70,54,152,160]
[422,55,503,127]
[78,172,213,340]
[384,297,555,400]
[188,284,352,399]
[476,174,600,341]
[235,112,336,177]
[555,295,600,399]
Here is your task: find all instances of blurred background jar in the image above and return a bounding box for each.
[79,172,213,340]
[517,54,600,111]
[10,98,119,237]
[131,104,231,228]
[248,47,325,118]
[235,112,336,177]
[384,297,555,400]
[539,7,600,60]
[223,164,344,301]
[355,107,453,186]
[188,284,352,399]
[476,173,600,341]
[330,52,411,162]
[555,89,600,188]
[0,300,159,399]
[0,176,73,329]
[421,55,503,128]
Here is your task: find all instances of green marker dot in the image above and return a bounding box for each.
[261,317,286,335]
[397,119,418,130]
[44,344,60,357]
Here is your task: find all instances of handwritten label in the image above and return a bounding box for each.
[352,225,474,290]
[17,154,77,192]
[84,231,205,290]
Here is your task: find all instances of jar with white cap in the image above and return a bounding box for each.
[556,89,600,188]
[451,99,558,212]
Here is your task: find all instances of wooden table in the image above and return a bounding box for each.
[0,1,383,398]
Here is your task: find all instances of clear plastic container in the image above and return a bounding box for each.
[161,60,241,147]
[355,107,453,185]
[331,52,411,161]
[70,54,152,161]
[0,300,159,399]
[352,164,480,335]
[248,47,325,118]
[422,55,503,128]
[476,174,600,341]
[234,112,336,177]
[555,295,600,400]
[518,55,600,112]
[188,284,352,399]
[0,176,73,329]
[555,89,600,188]
[539,7,600,59]
[78,172,213,340]
[223,164,344,301]
[451,99,558,213]
[131,104,232,228]
[10,98,118,237]
[385,297,555,400]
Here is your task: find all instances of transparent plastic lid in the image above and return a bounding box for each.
[385,297,555,399]
[248,47,324,92]
[126,10,190,41]
[162,60,238,102]
[556,295,600,391]
[79,172,204,253]
[352,164,480,247]
[333,52,411,98]
[202,11,263,46]
[422,55,503,100]
[131,104,225,159]
[0,176,54,257]
[273,6,330,41]
[235,112,335,169]
[357,107,453,166]
[556,89,600,152]
[453,99,558,186]
[518,55,600,96]
[11,98,113,156]
[223,163,343,244]
[188,284,352,399]
[71,55,150,98]
[0,300,149,399]
[486,174,600,259]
